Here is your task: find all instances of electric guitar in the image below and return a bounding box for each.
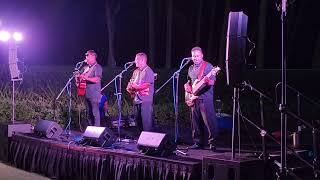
[185,66,221,107]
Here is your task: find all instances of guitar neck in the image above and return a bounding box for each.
[192,67,219,94]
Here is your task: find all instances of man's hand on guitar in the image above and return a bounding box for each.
[126,81,136,92]
[184,81,192,93]
[203,76,215,86]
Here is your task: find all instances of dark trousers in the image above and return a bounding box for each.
[134,101,154,132]
[86,98,100,126]
[191,99,218,145]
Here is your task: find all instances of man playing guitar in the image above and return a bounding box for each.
[76,50,103,127]
[184,47,219,150]
[126,52,155,133]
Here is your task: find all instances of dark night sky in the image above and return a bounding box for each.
[0,0,319,68]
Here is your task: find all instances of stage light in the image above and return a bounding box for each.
[12,32,23,41]
[0,30,10,41]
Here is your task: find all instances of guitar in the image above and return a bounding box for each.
[185,66,221,107]
[75,66,91,96]
[127,79,150,98]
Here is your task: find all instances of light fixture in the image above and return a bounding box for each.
[0,30,23,42]
[0,30,11,41]
[13,32,23,41]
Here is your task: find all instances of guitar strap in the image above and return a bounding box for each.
[197,61,207,79]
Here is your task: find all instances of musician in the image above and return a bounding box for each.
[77,50,103,126]
[184,47,218,150]
[126,52,154,132]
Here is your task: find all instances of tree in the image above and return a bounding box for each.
[218,0,231,65]
[256,0,268,69]
[165,0,173,69]
[207,0,217,60]
[105,0,120,67]
[195,0,203,45]
[148,0,155,67]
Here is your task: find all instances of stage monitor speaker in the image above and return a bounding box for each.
[225,11,248,87]
[34,119,63,139]
[202,154,264,180]
[137,131,176,157]
[83,126,117,147]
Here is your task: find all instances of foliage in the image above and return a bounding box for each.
[0,65,200,128]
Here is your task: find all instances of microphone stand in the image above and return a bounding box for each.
[55,61,84,136]
[101,62,134,142]
[279,0,288,176]
[155,58,191,156]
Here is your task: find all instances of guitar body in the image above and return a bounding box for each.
[75,65,92,97]
[185,66,221,107]
[128,87,150,99]
[77,79,86,96]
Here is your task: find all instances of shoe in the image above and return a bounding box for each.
[209,144,216,151]
[188,143,203,149]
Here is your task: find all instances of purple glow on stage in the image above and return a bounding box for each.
[0,30,10,42]
[12,32,23,41]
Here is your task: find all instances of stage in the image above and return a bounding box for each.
[8,132,267,180]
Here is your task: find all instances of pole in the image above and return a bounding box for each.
[12,80,15,123]
[280,0,287,175]
[232,87,237,159]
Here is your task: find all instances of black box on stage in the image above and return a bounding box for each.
[34,119,63,139]
[83,126,117,147]
[0,122,33,162]
[137,131,176,157]
[202,154,264,180]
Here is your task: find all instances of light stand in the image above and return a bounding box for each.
[8,39,22,123]
[155,58,191,155]
[231,86,240,158]
[101,62,134,142]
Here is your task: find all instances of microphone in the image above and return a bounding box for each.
[75,59,87,70]
[125,61,135,65]
[282,0,286,13]
[184,57,193,60]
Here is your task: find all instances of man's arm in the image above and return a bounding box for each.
[82,76,101,83]
[203,77,215,86]
[130,82,150,91]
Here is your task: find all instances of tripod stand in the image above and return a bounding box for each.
[231,81,274,159]
[155,58,191,155]
[101,62,134,142]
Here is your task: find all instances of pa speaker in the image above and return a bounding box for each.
[34,119,63,139]
[137,131,176,157]
[225,11,248,87]
[83,126,117,147]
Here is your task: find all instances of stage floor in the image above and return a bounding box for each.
[8,131,265,180]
